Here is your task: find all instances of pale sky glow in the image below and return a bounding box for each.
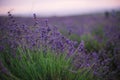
[0,0,120,16]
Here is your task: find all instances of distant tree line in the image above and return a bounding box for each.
[104,9,120,20]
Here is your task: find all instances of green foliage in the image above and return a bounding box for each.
[91,26,105,40]
[69,33,81,43]
[0,47,94,80]
[80,34,100,52]
[68,33,100,52]
[92,26,107,48]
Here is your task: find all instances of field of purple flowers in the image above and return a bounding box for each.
[0,11,120,80]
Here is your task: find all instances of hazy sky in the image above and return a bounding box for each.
[0,0,120,16]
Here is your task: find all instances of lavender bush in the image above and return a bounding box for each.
[0,11,120,80]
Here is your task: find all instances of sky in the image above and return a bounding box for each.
[0,0,120,16]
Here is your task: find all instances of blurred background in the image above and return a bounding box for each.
[0,0,120,17]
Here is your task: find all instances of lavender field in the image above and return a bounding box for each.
[0,11,120,80]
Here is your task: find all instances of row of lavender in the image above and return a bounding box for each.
[0,12,120,80]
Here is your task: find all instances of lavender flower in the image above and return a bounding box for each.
[0,46,4,51]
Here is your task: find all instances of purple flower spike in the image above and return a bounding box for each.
[0,46,4,51]
[78,40,85,52]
